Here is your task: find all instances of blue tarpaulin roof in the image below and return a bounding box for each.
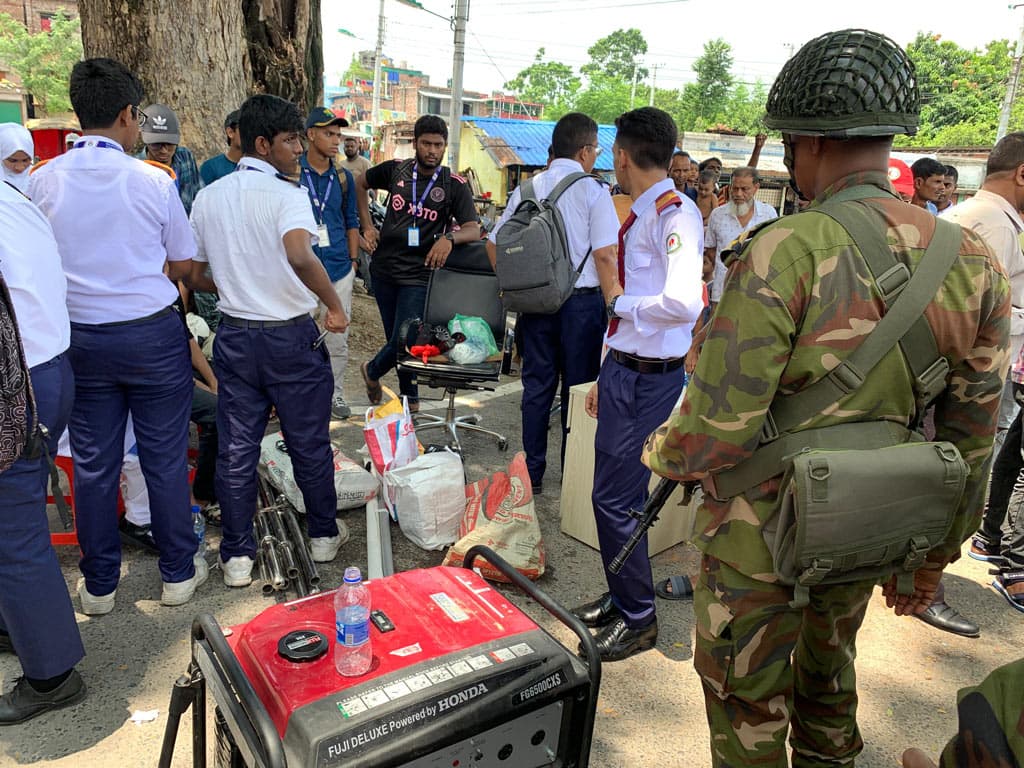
[464,117,616,171]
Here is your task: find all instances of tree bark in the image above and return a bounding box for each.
[77,0,322,162]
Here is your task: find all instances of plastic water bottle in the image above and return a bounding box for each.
[334,567,372,676]
[192,505,206,556]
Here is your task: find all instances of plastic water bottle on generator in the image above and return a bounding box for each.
[335,567,372,676]
[192,505,205,556]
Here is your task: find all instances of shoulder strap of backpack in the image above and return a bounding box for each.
[767,195,961,437]
[546,171,600,204]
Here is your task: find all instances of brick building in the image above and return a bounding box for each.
[0,0,78,33]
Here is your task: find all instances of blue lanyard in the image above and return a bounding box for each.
[302,167,334,225]
[411,166,441,221]
[73,139,122,151]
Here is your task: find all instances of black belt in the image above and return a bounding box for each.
[82,305,174,328]
[220,313,310,329]
[572,286,602,295]
[610,349,685,374]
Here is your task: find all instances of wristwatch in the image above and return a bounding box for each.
[437,232,455,243]
[606,295,619,320]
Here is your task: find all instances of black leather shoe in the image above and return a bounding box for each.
[118,519,158,554]
[582,617,658,662]
[0,672,86,725]
[915,601,980,638]
[571,593,621,628]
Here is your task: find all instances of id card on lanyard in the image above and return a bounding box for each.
[303,167,334,248]
[409,165,441,247]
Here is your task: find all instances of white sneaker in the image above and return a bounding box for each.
[221,556,254,587]
[161,555,209,606]
[77,579,116,616]
[310,520,350,563]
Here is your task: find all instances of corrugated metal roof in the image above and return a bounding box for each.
[464,117,616,171]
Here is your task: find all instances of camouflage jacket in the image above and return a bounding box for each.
[643,170,1011,579]
[939,657,1024,767]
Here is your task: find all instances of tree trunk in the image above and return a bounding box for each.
[78,0,322,163]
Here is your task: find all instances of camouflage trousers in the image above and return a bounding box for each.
[693,554,875,767]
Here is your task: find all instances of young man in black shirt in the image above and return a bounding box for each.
[356,115,480,410]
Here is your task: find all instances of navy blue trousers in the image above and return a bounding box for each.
[214,319,337,560]
[366,275,426,402]
[519,291,606,487]
[592,354,684,628]
[68,311,195,595]
[0,354,85,678]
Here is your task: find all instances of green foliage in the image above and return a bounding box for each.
[581,28,648,82]
[341,55,373,86]
[504,48,581,118]
[681,39,734,123]
[898,32,1015,147]
[573,73,633,124]
[0,10,82,115]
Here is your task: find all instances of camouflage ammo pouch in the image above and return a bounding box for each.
[712,186,967,608]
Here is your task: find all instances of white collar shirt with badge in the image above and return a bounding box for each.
[705,199,778,303]
[0,181,70,367]
[608,177,705,359]
[488,158,619,288]
[28,135,196,325]
[190,156,320,322]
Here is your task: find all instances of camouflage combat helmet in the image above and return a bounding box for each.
[764,29,919,138]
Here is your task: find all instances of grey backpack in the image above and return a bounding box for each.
[494,172,600,314]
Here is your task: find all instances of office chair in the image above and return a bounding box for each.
[398,241,509,454]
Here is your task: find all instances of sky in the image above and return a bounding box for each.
[322,0,1024,98]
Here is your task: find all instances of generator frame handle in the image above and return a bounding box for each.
[461,545,601,767]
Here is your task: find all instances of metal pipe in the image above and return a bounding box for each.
[255,511,287,592]
[267,507,300,580]
[255,551,274,597]
[280,506,321,587]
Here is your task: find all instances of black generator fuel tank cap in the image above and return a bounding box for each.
[278,630,329,662]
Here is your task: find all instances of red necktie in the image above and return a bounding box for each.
[608,210,637,337]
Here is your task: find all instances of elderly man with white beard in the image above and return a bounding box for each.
[704,166,778,308]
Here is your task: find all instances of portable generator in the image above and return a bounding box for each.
[157,546,601,768]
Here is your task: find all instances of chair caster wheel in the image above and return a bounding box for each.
[497,438,508,451]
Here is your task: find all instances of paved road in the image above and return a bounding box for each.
[0,377,1018,767]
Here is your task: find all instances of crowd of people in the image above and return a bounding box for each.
[2,27,1024,768]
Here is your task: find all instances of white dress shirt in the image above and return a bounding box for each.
[28,136,195,324]
[190,157,320,321]
[705,199,778,303]
[942,189,1024,357]
[0,181,70,367]
[488,158,618,288]
[607,178,705,359]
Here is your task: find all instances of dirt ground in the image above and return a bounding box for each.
[1,285,1021,767]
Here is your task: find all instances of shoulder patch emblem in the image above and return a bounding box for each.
[666,232,682,254]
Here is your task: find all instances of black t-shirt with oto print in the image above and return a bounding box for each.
[364,159,478,285]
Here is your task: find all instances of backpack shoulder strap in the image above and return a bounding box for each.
[767,206,961,436]
[546,171,600,204]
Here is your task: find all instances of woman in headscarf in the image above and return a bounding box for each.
[0,123,34,194]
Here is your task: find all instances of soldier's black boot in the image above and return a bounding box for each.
[571,593,621,628]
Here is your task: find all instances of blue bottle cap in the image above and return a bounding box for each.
[343,567,362,584]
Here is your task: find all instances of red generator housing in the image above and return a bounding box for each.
[159,547,601,768]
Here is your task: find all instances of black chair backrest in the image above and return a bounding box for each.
[424,240,504,344]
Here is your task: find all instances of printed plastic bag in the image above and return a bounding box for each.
[386,450,465,550]
[363,389,419,518]
[442,452,545,581]
[259,432,377,512]
[449,314,498,357]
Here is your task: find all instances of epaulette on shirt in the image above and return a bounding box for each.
[722,217,776,268]
[655,189,683,214]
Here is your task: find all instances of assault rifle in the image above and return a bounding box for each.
[608,478,698,574]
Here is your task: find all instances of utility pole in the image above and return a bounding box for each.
[371,0,385,130]
[649,64,658,107]
[629,63,639,109]
[447,0,470,172]
[998,4,1024,141]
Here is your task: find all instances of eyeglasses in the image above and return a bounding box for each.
[583,143,604,158]
[132,105,149,128]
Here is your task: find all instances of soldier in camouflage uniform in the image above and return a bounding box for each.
[902,657,1024,768]
[642,29,1011,767]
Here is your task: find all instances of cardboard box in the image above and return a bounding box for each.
[559,382,696,555]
